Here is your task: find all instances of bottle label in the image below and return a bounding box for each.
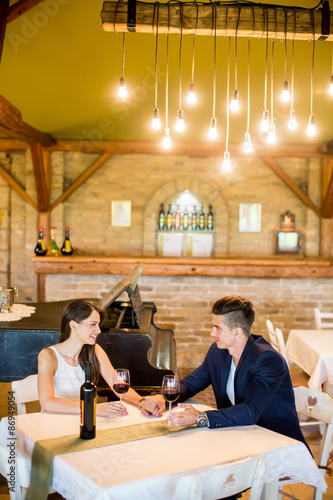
[41,240,46,251]
[94,397,96,425]
[183,215,189,230]
[65,241,72,253]
[80,400,84,426]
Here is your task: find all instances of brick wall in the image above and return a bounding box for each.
[0,149,330,368]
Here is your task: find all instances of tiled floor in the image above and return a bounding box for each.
[1,373,332,499]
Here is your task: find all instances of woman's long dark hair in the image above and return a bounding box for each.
[59,299,105,384]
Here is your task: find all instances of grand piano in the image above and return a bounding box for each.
[0,265,177,395]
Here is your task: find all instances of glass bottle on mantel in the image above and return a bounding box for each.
[80,361,96,440]
[191,206,198,231]
[166,204,173,230]
[207,205,213,231]
[34,227,47,256]
[182,206,189,231]
[199,206,205,231]
[174,205,181,230]
[158,203,165,230]
[61,227,74,255]
[47,226,59,256]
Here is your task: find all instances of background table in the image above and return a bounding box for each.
[0,403,327,500]
[286,329,333,397]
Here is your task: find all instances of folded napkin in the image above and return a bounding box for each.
[25,419,194,500]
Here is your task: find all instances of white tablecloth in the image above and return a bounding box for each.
[286,329,333,396]
[0,403,327,500]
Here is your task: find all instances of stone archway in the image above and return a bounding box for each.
[143,177,228,256]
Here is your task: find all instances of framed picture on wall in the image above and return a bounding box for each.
[111,201,132,227]
[239,203,262,233]
[274,229,302,254]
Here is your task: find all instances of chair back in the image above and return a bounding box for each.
[266,320,289,368]
[314,308,333,330]
[12,374,38,415]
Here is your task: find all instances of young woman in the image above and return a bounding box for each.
[38,299,159,417]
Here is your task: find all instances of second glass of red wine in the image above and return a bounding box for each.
[112,368,130,403]
[162,375,180,416]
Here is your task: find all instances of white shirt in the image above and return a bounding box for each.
[49,345,85,401]
[226,359,236,405]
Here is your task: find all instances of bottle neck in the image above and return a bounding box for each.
[85,362,92,383]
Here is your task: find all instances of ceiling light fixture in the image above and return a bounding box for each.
[280,8,290,103]
[230,7,240,113]
[260,8,270,132]
[151,3,161,130]
[288,10,297,131]
[187,4,198,104]
[306,12,316,137]
[267,10,277,145]
[222,37,232,172]
[118,33,128,99]
[208,4,218,140]
[175,3,185,133]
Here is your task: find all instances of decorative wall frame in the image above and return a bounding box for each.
[239,203,262,233]
[111,201,132,227]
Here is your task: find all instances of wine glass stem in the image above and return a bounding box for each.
[120,395,122,404]
[168,402,172,416]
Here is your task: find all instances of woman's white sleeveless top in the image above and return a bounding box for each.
[49,346,85,401]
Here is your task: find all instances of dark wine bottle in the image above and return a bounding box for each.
[34,227,47,256]
[80,362,96,440]
[166,204,173,230]
[158,203,165,230]
[61,227,74,255]
[207,205,213,231]
[199,206,205,230]
[191,206,198,231]
[182,206,189,231]
[174,205,181,230]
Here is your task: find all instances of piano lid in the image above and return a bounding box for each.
[97,263,143,313]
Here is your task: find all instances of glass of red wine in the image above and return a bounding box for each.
[112,368,130,403]
[162,374,180,417]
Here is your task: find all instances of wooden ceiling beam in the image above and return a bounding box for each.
[0,0,9,65]
[6,0,45,23]
[0,95,55,146]
[321,158,333,218]
[261,156,321,217]
[101,2,333,41]
[0,161,37,210]
[30,143,50,212]
[51,153,112,210]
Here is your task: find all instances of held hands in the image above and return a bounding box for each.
[167,403,199,427]
[140,394,165,417]
[97,401,128,418]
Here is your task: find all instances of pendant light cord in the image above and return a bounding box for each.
[246,7,254,135]
[284,8,288,82]
[264,7,268,111]
[153,2,159,110]
[213,3,217,119]
[234,6,241,91]
[165,5,170,129]
[121,32,125,79]
[270,8,277,124]
[178,1,183,110]
[226,37,231,153]
[310,10,315,116]
[191,3,198,86]
[291,9,296,111]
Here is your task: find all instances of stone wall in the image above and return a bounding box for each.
[0,149,330,368]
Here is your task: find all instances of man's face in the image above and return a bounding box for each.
[210,314,237,350]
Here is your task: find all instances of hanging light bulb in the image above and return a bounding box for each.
[260,110,270,132]
[306,115,316,136]
[281,81,290,103]
[288,109,297,131]
[118,76,127,99]
[187,83,197,104]
[208,118,217,140]
[267,123,277,144]
[175,109,185,132]
[162,128,171,148]
[329,75,333,96]
[222,151,231,172]
[230,90,240,112]
[151,108,161,130]
[243,132,253,154]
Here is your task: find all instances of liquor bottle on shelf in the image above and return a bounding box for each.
[47,226,59,256]
[166,204,173,230]
[158,203,165,230]
[174,205,181,230]
[199,206,205,230]
[80,361,96,440]
[61,227,74,255]
[207,205,213,231]
[191,206,198,230]
[34,227,47,256]
[182,206,189,231]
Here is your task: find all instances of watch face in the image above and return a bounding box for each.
[197,413,207,427]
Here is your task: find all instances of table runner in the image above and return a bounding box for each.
[25,419,193,500]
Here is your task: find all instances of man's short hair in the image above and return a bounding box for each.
[212,295,255,337]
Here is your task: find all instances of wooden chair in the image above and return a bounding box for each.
[279,386,333,500]
[314,308,333,330]
[266,320,290,368]
[12,374,38,415]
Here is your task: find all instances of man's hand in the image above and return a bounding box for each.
[167,403,199,426]
[141,394,165,417]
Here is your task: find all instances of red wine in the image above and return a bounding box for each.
[163,388,180,403]
[113,382,130,395]
[80,362,96,440]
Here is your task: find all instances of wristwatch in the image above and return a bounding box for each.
[196,411,208,427]
[138,397,146,409]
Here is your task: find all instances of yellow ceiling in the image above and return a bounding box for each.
[1,0,333,147]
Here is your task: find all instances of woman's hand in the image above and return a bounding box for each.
[97,402,128,418]
[141,394,165,417]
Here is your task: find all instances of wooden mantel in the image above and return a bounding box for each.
[33,255,333,302]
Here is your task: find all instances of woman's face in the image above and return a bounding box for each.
[71,310,101,345]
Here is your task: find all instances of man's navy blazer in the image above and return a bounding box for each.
[179,334,307,446]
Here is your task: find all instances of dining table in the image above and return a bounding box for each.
[286,329,333,397]
[0,401,327,500]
